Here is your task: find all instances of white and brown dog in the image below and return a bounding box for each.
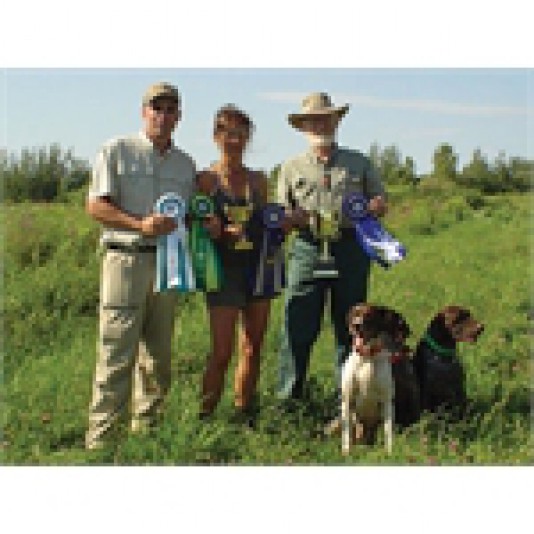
[340,304,411,455]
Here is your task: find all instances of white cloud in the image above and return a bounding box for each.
[259,91,533,118]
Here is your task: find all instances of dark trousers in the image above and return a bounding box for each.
[278,233,371,399]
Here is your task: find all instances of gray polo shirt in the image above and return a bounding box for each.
[276,144,385,228]
[89,131,196,246]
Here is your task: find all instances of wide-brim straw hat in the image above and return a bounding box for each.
[288,92,349,130]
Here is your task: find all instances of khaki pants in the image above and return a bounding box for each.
[85,249,177,450]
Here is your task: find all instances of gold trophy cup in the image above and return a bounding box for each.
[225,203,254,250]
[311,207,340,279]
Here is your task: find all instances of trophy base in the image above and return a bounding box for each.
[312,261,339,280]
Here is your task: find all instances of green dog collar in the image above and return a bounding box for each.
[423,333,456,358]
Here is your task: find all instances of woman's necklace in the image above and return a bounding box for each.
[218,163,250,203]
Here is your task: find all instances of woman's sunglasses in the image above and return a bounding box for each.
[215,124,249,137]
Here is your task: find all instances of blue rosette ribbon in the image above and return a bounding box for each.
[248,203,286,298]
[342,192,406,269]
[155,193,196,292]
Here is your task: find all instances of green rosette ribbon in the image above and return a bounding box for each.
[189,193,224,292]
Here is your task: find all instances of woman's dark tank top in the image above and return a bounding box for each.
[211,171,265,267]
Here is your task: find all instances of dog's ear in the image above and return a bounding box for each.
[347,304,370,335]
[398,315,411,339]
[433,306,457,335]
[441,306,464,329]
[382,308,410,340]
[347,305,362,334]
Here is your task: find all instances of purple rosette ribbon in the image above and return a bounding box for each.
[248,203,286,297]
[342,192,406,269]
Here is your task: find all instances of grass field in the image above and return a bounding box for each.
[1,187,532,465]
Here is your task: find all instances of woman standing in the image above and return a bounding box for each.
[196,104,272,425]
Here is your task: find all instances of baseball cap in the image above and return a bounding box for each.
[142,82,181,106]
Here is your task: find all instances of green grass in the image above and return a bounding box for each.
[1,190,532,465]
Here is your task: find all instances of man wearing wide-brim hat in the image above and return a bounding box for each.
[277,92,387,402]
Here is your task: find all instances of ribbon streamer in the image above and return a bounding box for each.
[189,194,224,292]
[249,203,286,297]
[342,192,407,269]
[155,193,196,292]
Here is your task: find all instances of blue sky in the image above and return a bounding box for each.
[2,68,532,175]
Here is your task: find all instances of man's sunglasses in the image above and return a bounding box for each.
[150,101,181,115]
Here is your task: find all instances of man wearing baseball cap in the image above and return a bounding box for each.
[85,82,196,449]
[277,92,387,404]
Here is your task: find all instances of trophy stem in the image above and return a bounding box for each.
[312,209,339,280]
[320,240,330,262]
[225,203,253,251]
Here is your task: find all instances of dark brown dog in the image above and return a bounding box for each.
[362,308,421,427]
[413,306,484,415]
[391,344,421,427]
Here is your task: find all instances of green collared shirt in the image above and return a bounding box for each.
[276,144,385,227]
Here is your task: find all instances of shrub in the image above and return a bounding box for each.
[3,203,100,371]
[2,145,90,203]
[464,190,486,210]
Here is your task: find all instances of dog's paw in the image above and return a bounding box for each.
[353,422,365,442]
[324,417,341,437]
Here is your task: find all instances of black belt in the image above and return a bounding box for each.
[106,243,157,253]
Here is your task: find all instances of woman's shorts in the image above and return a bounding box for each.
[205,252,269,309]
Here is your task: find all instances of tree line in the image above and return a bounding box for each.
[369,142,531,193]
[1,143,532,203]
[1,145,90,203]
